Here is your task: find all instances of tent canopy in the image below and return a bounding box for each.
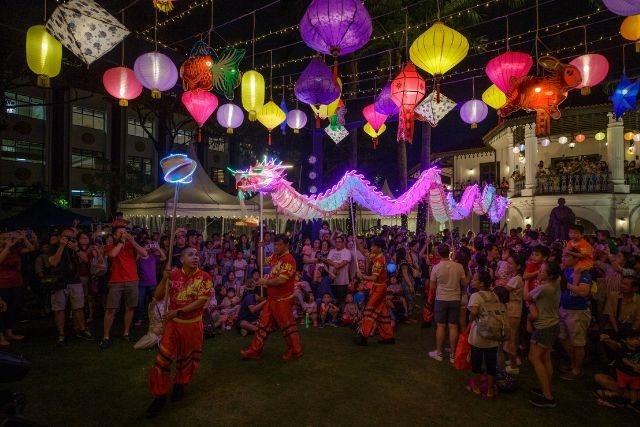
[0,198,92,230]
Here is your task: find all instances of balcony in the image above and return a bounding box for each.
[536,172,610,195]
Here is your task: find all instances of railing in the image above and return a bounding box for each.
[513,179,524,197]
[536,172,610,195]
[626,173,640,193]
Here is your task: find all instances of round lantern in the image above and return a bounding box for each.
[460,99,488,129]
[512,146,520,154]
[375,81,400,115]
[634,133,640,142]
[134,52,178,99]
[541,138,551,147]
[595,132,606,141]
[103,67,143,107]
[241,70,265,121]
[575,133,586,143]
[257,101,286,145]
[621,15,640,52]
[299,0,372,57]
[558,136,568,145]
[482,85,507,110]
[364,122,386,149]
[569,54,609,95]
[363,103,387,132]
[309,171,317,180]
[625,131,635,141]
[519,143,526,153]
[216,103,243,134]
[485,51,534,94]
[294,58,341,106]
[390,63,427,143]
[603,0,640,16]
[286,109,308,133]
[26,25,62,88]
[181,89,219,141]
[410,22,468,99]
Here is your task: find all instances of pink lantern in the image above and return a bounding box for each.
[485,51,533,94]
[103,66,142,107]
[181,89,219,141]
[216,103,243,134]
[569,54,609,95]
[134,52,179,99]
[390,63,426,143]
[460,99,488,129]
[362,103,387,132]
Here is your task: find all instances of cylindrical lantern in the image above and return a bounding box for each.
[621,15,640,52]
[460,99,488,129]
[569,54,609,95]
[294,58,341,106]
[134,52,179,99]
[481,84,507,110]
[216,103,243,134]
[286,109,308,133]
[603,0,640,16]
[257,101,286,145]
[364,122,386,149]
[241,70,265,121]
[374,81,400,115]
[485,51,534,94]
[181,89,219,140]
[26,25,62,88]
[103,67,143,107]
[362,103,387,132]
[390,63,426,143]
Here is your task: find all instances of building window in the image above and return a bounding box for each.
[128,156,152,176]
[208,136,226,152]
[127,118,154,138]
[1,139,45,164]
[71,148,104,170]
[70,190,105,209]
[210,168,225,184]
[174,129,194,145]
[72,106,105,131]
[4,92,45,119]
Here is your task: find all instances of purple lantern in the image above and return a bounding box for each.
[216,103,244,134]
[460,99,488,129]
[299,0,372,57]
[294,58,341,106]
[603,0,640,16]
[134,52,178,99]
[286,109,308,133]
[374,81,400,115]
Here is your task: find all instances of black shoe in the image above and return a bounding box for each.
[355,336,368,346]
[171,384,185,402]
[98,338,112,350]
[378,338,396,345]
[75,330,93,341]
[146,396,167,418]
[122,334,132,342]
[530,387,544,398]
[529,394,557,408]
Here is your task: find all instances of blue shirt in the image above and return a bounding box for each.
[561,268,591,310]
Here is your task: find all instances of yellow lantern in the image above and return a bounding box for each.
[410,22,468,99]
[257,100,286,145]
[364,122,386,149]
[241,70,265,121]
[625,131,635,141]
[311,97,340,118]
[26,25,62,88]
[482,85,507,110]
[621,15,640,52]
[595,132,606,141]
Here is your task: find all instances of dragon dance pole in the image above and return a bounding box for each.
[164,184,180,312]
[349,196,359,274]
[259,192,264,298]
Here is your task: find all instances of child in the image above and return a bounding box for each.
[565,224,595,291]
[494,248,515,288]
[319,293,339,327]
[341,293,360,326]
[219,288,241,330]
[523,245,550,331]
[387,275,408,319]
[301,293,318,327]
[353,281,367,312]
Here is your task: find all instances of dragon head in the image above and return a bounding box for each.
[231,158,289,196]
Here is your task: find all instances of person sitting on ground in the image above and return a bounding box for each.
[387,275,408,320]
[601,271,640,339]
[219,288,241,331]
[593,334,640,412]
[341,293,359,327]
[319,293,339,327]
[301,292,318,327]
[237,286,267,336]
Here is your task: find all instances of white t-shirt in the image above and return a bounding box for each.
[233,259,247,281]
[467,290,500,348]
[328,248,352,286]
[430,260,465,301]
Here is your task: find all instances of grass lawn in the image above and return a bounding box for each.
[8,319,638,426]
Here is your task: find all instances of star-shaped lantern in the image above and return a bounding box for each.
[611,75,639,119]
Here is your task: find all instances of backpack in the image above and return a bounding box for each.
[476,291,510,342]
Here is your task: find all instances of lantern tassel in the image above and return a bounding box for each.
[315,114,321,129]
[198,128,202,142]
[227,128,233,134]
[636,41,640,53]
[268,132,272,146]
[36,75,50,88]
[581,86,591,96]
[373,138,379,150]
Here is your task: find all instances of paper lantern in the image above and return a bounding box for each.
[460,99,488,128]
[103,67,142,107]
[611,75,639,119]
[210,48,245,100]
[634,133,640,142]
[311,98,340,120]
[540,138,551,147]
[512,146,520,153]
[595,132,606,141]
[241,70,265,121]
[295,58,341,108]
[558,136,568,145]
[325,123,349,144]
[180,41,215,92]
[625,131,635,141]
[154,0,174,13]
[575,133,586,143]
[414,91,456,127]
[362,103,387,132]
[257,101,286,145]
[569,141,576,149]
[182,89,219,140]
[160,153,196,184]
[26,25,62,88]
[286,109,308,133]
[216,103,243,134]
[621,15,640,52]
[569,54,609,95]
[299,0,372,57]
[46,0,129,66]
[410,22,468,99]
[364,122,386,149]
[485,51,534,94]
[390,63,427,143]
[134,52,178,99]
[374,82,399,116]
[482,85,507,110]
[603,0,640,16]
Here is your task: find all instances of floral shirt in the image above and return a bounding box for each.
[168,268,213,321]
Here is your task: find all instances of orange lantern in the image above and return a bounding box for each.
[621,15,640,52]
[575,133,586,143]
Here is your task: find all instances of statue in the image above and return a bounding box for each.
[546,198,575,242]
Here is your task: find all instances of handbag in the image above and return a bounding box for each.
[454,325,472,371]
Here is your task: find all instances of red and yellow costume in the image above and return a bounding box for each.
[360,252,394,340]
[242,251,303,359]
[149,268,212,397]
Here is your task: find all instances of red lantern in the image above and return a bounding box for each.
[390,63,426,143]
[181,89,219,141]
[103,67,142,107]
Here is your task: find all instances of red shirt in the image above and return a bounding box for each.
[266,251,296,299]
[370,253,387,285]
[525,260,542,292]
[106,242,138,284]
[169,268,213,321]
[0,248,22,289]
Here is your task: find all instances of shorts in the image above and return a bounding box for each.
[471,345,498,376]
[106,281,139,310]
[51,283,85,312]
[558,308,591,347]
[434,299,460,325]
[616,369,640,390]
[530,323,559,349]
